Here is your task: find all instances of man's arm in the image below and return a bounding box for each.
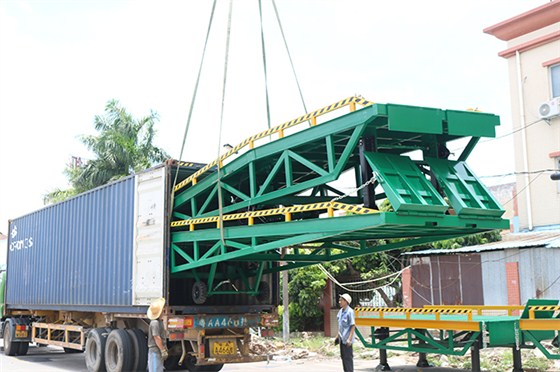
[347,325,355,344]
[154,335,169,360]
[154,335,165,351]
[347,310,356,344]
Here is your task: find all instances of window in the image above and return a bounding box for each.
[552,64,560,98]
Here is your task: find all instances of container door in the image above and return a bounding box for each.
[133,166,166,305]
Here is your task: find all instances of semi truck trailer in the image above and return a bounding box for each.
[0,161,278,372]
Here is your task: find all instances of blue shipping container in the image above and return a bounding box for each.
[6,176,138,313]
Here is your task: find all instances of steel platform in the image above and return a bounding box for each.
[355,300,560,371]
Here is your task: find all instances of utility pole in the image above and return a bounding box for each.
[282,248,289,342]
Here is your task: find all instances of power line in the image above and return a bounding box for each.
[502,172,543,207]
[450,117,544,154]
[318,264,408,293]
[490,117,543,141]
[479,169,560,179]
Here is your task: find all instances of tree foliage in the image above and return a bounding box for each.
[44,100,169,203]
[287,265,326,331]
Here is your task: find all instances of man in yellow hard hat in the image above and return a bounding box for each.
[147,297,168,372]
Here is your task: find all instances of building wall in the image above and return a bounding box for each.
[409,254,484,307]
[480,250,509,305]
[481,247,560,304]
[498,9,560,231]
[407,247,560,307]
[488,183,517,231]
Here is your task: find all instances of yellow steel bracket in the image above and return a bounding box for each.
[424,304,525,316]
[355,306,480,332]
[520,306,560,331]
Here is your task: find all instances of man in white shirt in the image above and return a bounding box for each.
[335,293,355,372]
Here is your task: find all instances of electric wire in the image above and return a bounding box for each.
[541,273,560,296]
[216,0,234,247]
[171,0,218,195]
[479,169,560,179]
[502,172,543,207]
[258,0,271,129]
[451,117,544,154]
[318,264,408,293]
[319,263,408,285]
[271,0,308,117]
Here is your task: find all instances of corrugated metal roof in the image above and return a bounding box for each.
[404,230,560,256]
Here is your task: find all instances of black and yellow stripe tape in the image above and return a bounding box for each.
[174,96,373,192]
[170,202,379,228]
[355,307,471,315]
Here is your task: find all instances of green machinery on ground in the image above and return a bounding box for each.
[168,96,508,304]
[355,300,560,372]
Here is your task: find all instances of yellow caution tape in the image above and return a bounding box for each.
[174,96,373,192]
[170,202,379,228]
[355,307,471,315]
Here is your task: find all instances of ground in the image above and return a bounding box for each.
[1,336,560,371]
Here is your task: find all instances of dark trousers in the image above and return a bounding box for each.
[339,342,354,372]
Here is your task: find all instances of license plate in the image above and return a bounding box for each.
[211,340,236,356]
[15,330,28,338]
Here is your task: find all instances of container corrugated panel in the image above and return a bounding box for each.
[6,177,136,312]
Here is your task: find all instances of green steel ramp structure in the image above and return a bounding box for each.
[169,96,508,303]
[355,300,560,371]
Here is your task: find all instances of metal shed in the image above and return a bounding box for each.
[403,231,560,307]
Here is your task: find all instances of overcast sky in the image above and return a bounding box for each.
[0,0,547,238]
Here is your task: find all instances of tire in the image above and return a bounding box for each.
[164,354,185,371]
[85,328,108,372]
[3,323,18,356]
[192,281,208,305]
[104,329,133,372]
[63,347,84,353]
[17,342,29,356]
[126,329,148,372]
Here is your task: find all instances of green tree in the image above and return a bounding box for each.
[287,265,327,331]
[45,100,169,203]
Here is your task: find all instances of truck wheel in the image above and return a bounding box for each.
[164,343,186,370]
[164,354,184,371]
[104,329,133,372]
[85,328,108,372]
[192,281,208,304]
[126,329,148,372]
[3,322,19,356]
[17,342,29,356]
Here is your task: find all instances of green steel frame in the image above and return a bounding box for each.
[170,98,507,301]
[356,327,481,356]
[354,300,560,371]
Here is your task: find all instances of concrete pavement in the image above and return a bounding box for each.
[0,341,474,371]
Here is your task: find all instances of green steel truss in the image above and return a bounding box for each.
[356,327,481,356]
[170,98,507,301]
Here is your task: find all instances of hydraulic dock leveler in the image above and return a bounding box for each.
[355,299,560,371]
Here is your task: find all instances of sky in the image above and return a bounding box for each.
[0,0,548,239]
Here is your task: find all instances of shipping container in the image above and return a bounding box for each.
[5,163,277,312]
[0,162,278,372]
